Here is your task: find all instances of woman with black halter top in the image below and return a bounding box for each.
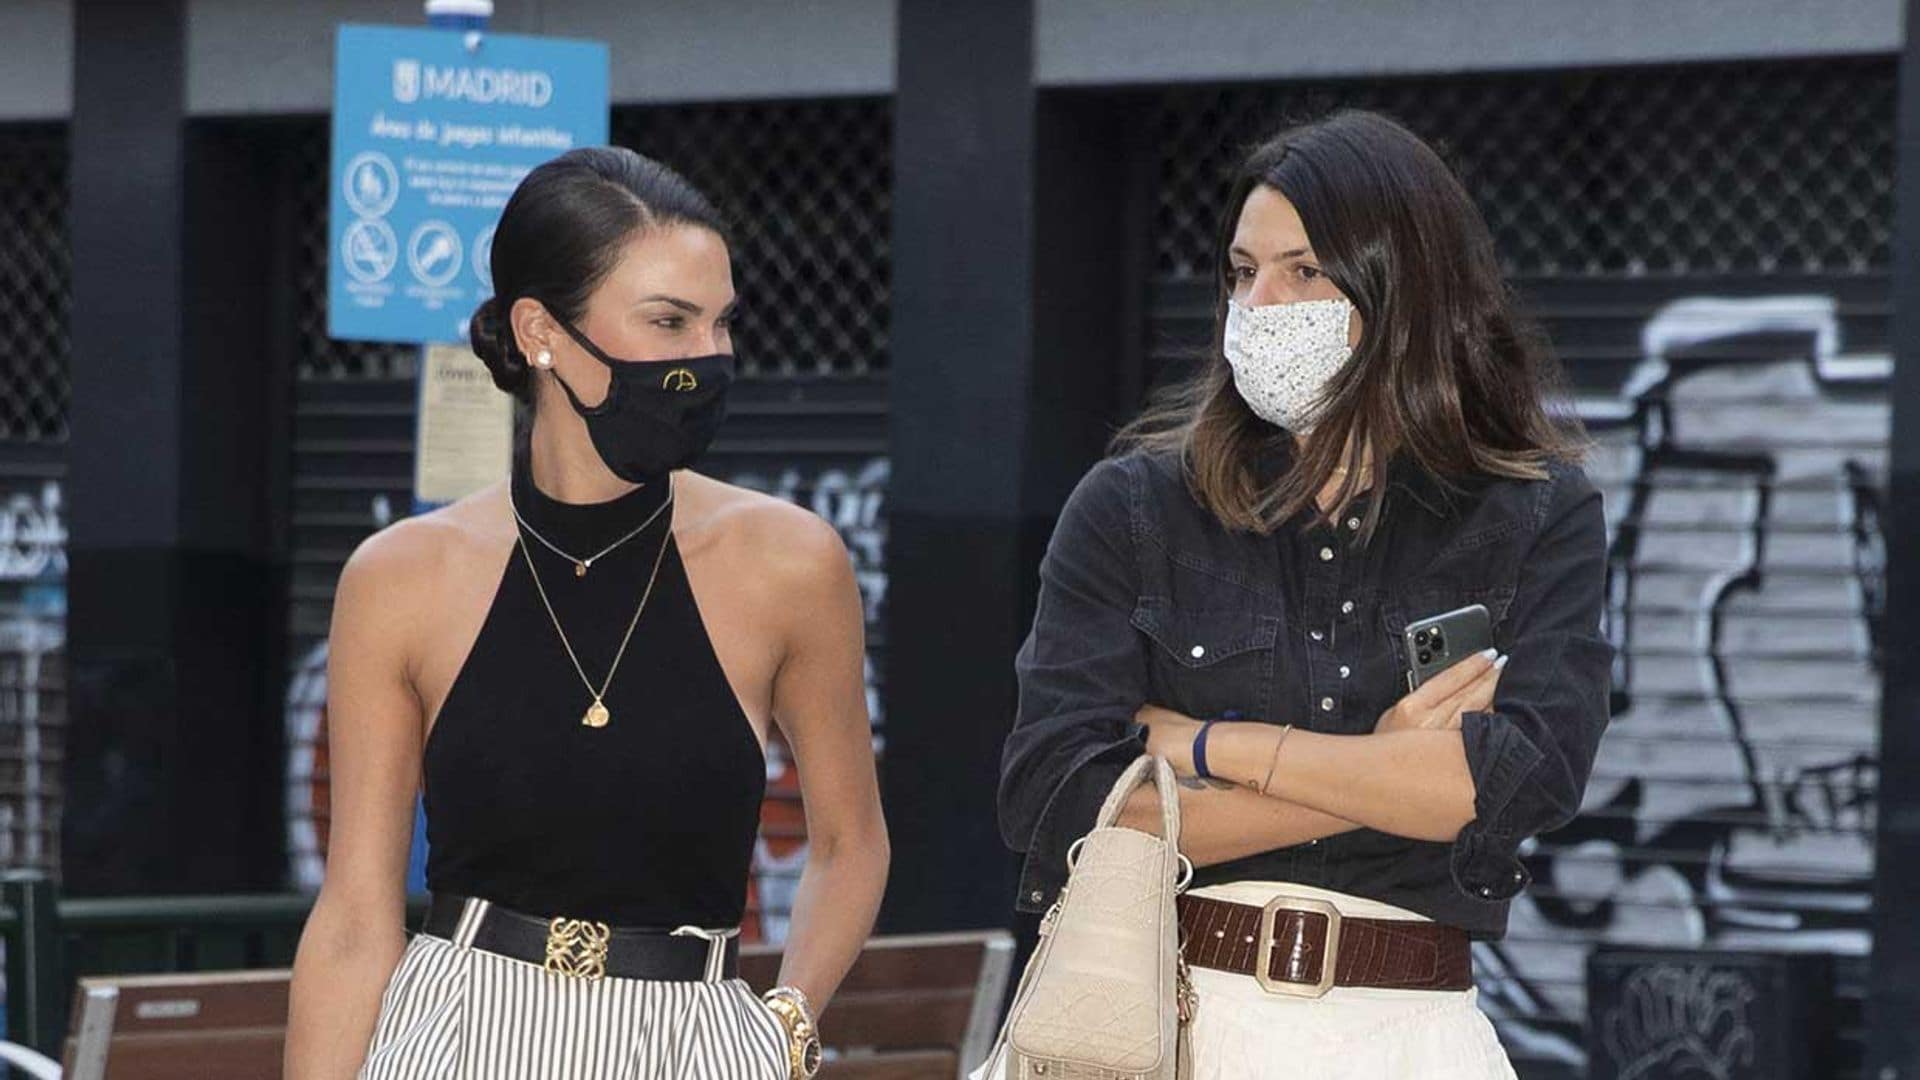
[286,147,889,1080]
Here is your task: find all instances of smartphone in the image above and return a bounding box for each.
[1403,603,1493,693]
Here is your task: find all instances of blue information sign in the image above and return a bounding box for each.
[328,24,608,343]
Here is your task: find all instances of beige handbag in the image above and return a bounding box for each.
[984,754,1196,1080]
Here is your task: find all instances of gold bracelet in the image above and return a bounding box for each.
[1258,724,1293,796]
[762,986,823,1079]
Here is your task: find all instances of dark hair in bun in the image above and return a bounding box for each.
[468,295,527,397]
[466,146,728,403]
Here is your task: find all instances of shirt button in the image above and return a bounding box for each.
[1318,547,1334,562]
[1030,890,1045,903]
[1190,645,1205,659]
[1341,600,1355,615]
[1320,697,1334,712]
[1346,516,1360,530]
[1309,630,1324,642]
[1479,886,1494,898]
[1307,839,1320,847]
[1339,665,1351,679]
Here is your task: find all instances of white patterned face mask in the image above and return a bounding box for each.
[1222,296,1356,433]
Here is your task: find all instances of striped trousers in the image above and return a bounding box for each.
[357,921,790,1079]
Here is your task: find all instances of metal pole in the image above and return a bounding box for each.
[413,0,494,522]
[1,871,63,1055]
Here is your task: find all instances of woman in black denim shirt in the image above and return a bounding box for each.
[996,111,1610,1077]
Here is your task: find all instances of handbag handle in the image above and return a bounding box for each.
[1089,754,1184,860]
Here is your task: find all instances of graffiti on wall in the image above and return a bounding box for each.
[0,478,67,878]
[724,457,889,942]
[1477,295,1888,1069]
[0,480,66,583]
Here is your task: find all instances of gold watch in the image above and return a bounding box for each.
[761,986,823,1079]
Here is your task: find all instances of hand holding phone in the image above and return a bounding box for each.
[1377,604,1507,734]
[1404,604,1494,692]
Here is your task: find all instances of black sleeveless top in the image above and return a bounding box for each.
[423,456,766,927]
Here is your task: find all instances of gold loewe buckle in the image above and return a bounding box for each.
[543,916,611,981]
[1254,895,1341,998]
[661,368,699,391]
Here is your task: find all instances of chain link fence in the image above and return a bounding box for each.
[613,99,893,377]
[1148,58,1893,281]
[0,124,71,443]
[295,98,893,381]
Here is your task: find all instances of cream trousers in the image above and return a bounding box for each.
[978,881,1517,1080]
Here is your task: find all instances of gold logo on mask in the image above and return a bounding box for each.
[662,368,699,392]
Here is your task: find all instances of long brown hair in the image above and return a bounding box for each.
[1117,110,1583,536]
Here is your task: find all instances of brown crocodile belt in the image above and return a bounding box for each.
[1178,892,1472,998]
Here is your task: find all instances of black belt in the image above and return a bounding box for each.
[422,893,741,982]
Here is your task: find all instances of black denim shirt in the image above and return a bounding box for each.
[997,448,1611,939]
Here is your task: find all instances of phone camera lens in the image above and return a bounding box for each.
[1431,632,1446,652]
[1418,650,1433,664]
[1414,629,1431,645]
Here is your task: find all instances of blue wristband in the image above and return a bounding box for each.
[1192,720,1219,780]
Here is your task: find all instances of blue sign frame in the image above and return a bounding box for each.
[328,24,608,344]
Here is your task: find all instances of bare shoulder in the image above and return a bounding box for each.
[675,472,851,589]
[336,482,509,620]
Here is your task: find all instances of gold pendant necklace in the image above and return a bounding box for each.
[514,483,675,729]
[510,481,668,579]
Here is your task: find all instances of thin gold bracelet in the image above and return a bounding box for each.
[1257,724,1293,796]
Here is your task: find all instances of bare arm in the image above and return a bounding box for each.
[1136,652,1504,844]
[1116,779,1360,865]
[285,528,434,1080]
[764,515,889,1009]
[1235,727,1476,842]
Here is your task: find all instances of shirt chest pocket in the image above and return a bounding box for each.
[1131,598,1281,722]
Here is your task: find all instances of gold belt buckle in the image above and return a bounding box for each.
[543,916,611,981]
[1254,894,1341,998]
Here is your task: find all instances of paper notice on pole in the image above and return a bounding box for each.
[413,343,512,507]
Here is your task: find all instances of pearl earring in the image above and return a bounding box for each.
[534,349,552,369]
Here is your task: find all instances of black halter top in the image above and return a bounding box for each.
[423,456,766,927]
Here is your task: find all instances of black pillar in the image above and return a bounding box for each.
[882,0,1146,932]
[1868,0,1920,1074]
[64,0,286,894]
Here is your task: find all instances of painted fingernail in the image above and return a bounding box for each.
[1494,654,1510,670]
[1479,648,1498,660]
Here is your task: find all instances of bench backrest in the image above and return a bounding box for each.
[740,929,1014,1079]
[61,930,1014,1079]
[61,969,291,1080]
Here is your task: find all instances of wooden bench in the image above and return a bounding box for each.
[741,930,1013,1079]
[62,969,290,1079]
[59,930,1012,1079]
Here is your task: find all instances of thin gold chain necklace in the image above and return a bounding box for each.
[510,481,667,578]
[510,484,675,729]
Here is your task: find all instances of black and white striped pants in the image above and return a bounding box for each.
[357,918,790,1079]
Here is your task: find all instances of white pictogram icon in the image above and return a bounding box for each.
[409,221,464,287]
[342,152,400,218]
[341,218,399,283]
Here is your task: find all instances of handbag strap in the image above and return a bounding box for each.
[1091,754,1182,852]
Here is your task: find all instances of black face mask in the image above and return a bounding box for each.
[547,320,733,482]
